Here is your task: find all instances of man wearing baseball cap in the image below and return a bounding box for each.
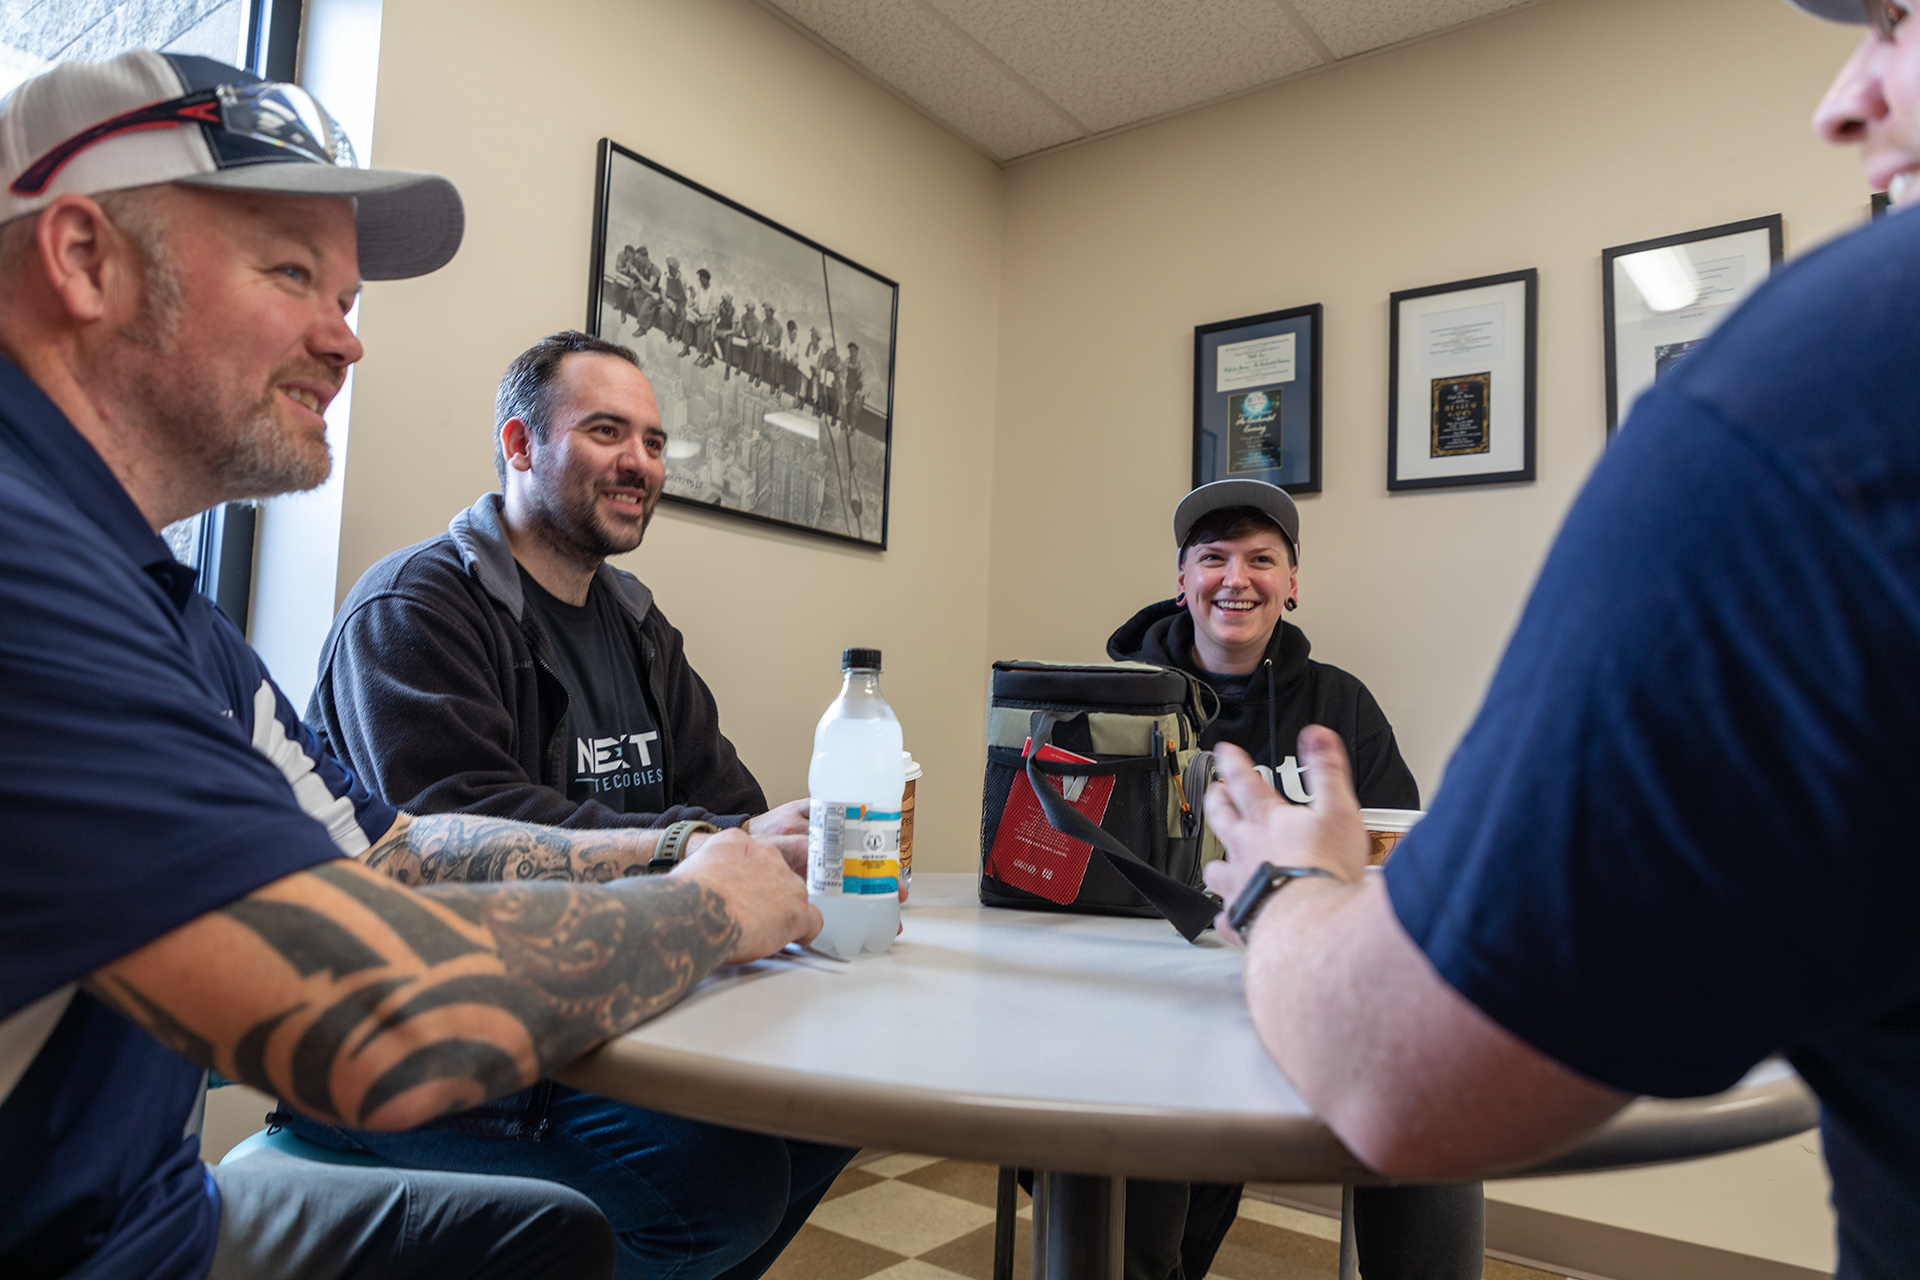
[1201,5,1920,1277]
[0,50,819,1280]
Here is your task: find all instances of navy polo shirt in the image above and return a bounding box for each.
[1385,208,1920,1277]
[0,356,396,1279]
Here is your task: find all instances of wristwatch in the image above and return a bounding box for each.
[647,821,719,874]
[1226,862,1337,934]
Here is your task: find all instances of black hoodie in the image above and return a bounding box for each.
[1107,599,1419,809]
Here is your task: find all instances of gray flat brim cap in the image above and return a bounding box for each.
[1785,0,1867,23]
[179,161,464,281]
[1173,479,1300,556]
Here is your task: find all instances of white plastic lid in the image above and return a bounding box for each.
[1358,807,1424,833]
[902,749,922,781]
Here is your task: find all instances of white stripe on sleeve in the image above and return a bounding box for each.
[0,984,75,1109]
[250,680,371,856]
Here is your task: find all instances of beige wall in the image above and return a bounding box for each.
[336,0,1004,865]
[988,0,1866,799]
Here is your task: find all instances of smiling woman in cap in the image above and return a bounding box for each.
[1104,479,1472,1280]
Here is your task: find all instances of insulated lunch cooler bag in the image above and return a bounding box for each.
[978,660,1222,941]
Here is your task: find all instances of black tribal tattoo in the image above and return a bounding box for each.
[192,867,742,1126]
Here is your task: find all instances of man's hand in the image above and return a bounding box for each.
[746,798,811,875]
[1201,730,1370,944]
[1193,729,1630,1177]
[672,828,820,962]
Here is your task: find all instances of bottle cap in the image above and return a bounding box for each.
[842,647,882,671]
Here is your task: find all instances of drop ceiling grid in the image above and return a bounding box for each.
[1280,0,1539,60]
[918,0,1326,136]
[767,0,1085,160]
[760,0,1559,163]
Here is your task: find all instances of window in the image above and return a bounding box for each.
[3,0,303,628]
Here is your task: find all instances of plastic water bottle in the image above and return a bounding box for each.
[806,648,905,958]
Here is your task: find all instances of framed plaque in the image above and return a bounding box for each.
[588,139,898,548]
[1602,215,1781,437]
[1193,304,1322,495]
[1387,269,1536,492]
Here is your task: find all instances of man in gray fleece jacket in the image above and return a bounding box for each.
[300,330,846,1280]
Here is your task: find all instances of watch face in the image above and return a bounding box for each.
[1227,864,1281,932]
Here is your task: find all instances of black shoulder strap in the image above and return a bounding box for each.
[1025,711,1218,942]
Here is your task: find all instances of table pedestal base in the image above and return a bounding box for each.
[1338,1184,1357,1280]
[1015,1173,1358,1280]
[1030,1171,1125,1280]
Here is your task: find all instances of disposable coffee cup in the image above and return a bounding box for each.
[900,750,922,898]
[1358,808,1424,866]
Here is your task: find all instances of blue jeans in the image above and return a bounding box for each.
[283,1087,853,1280]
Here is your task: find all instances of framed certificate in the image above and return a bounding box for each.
[1193,304,1322,495]
[1602,215,1781,437]
[1387,269,1536,492]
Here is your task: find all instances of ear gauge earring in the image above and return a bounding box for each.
[1284,597,1298,612]
[1175,592,1187,606]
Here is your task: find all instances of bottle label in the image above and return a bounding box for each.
[808,802,902,896]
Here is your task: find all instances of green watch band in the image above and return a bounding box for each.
[647,820,719,873]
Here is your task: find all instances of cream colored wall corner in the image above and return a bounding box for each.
[987,0,1866,800]
[334,0,1004,864]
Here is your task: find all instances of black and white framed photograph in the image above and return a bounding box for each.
[1193,304,1322,495]
[1387,269,1536,492]
[588,140,898,549]
[1602,215,1781,436]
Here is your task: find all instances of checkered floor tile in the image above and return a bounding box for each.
[764,1155,1565,1280]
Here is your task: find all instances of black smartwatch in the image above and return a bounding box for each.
[1226,862,1337,934]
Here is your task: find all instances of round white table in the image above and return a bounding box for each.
[558,872,1817,1278]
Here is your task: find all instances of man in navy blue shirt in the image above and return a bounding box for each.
[1200,4,1920,1278]
[0,50,820,1280]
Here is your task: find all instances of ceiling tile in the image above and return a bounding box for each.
[924,0,1325,136]
[767,0,1084,160]
[1288,0,1536,60]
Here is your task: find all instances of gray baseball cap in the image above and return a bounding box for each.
[0,50,463,280]
[1173,479,1299,556]
[1784,0,1868,22]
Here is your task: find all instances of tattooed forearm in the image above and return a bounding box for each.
[416,876,741,1077]
[290,978,412,1120]
[310,862,485,966]
[363,812,654,886]
[222,898,386,978]
[360,1041,524,1120]
[181,866,743,1126]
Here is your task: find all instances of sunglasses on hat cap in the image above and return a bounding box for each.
[12,80,354,198]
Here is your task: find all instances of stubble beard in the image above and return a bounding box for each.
[112,224,334,504]
[528,462,655,572]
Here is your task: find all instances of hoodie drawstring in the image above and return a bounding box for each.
[1264,657,1278,770]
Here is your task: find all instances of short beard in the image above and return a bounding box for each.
[103,191,332,503]
[527,464,651,571]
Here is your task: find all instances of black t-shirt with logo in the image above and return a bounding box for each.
[518,567,666,815]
